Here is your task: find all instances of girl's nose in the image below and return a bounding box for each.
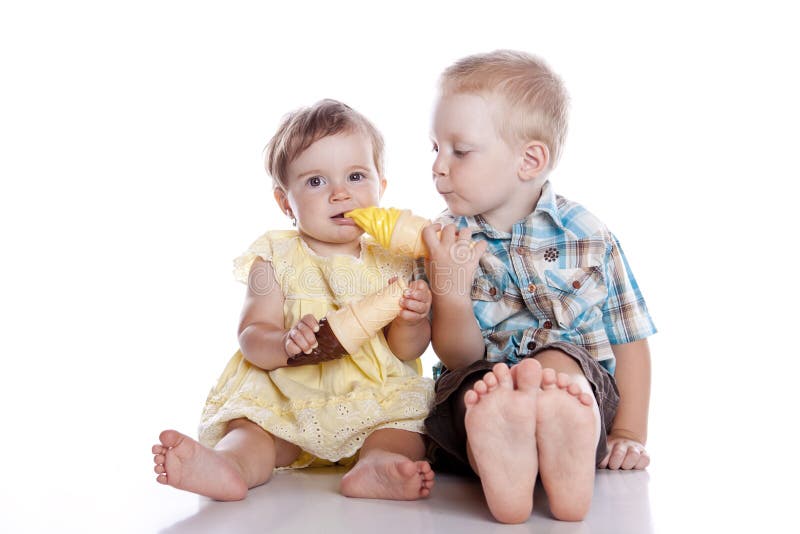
[330,185,352,202]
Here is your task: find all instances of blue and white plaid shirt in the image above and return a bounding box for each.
[433,181,656,378]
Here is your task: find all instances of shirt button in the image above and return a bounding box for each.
[488,287,497,296]
[527,341,536,350]
[527,283,536,293]
[515,247,525,255]
[543,320,553,329]
[572,280,581,289]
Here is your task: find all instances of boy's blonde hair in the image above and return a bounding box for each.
[265,99,385,191]
[440,50,569,169]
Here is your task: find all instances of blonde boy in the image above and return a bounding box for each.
[421,51,656,524]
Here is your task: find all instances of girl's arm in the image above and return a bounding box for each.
[237,258,310,370]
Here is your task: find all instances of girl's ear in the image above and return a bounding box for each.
[518,141,550,181]
[273,187,292,218]
[378,177,387,198]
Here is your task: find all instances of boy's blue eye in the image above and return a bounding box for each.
[307,176,324,187]
[454,150,468,157]
[431,144,439,153]
[349,172,365,182]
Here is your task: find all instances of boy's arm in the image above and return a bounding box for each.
[423,224,488,370]
[600,338,652,469]
[238,258,317,370]
[385,279,432,361]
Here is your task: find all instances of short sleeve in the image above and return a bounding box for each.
[601,233,657,344]
[232,232,274,284]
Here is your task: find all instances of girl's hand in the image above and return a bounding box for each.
[283,314,319,357]
[599,434,651,470]
[396,279,432,325]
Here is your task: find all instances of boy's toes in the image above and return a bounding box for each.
[492,362,513,388]
[513,358,542,392]
[556,372,571,389]
[541,368,557,388]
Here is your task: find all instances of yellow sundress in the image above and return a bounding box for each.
[199,230,434,468]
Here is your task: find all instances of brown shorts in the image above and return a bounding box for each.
[424,341,619,475]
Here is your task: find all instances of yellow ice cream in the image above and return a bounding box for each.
[345,207,403,250]
[346,207,431,258]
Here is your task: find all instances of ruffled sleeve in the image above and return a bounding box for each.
[232,231,281,283]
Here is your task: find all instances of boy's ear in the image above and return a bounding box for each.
[378,177,387,198]
[518,141,550,181]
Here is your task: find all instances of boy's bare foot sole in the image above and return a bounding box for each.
[152,429,248,501]
[465,359,542,524]
[340,454,434,500]
[536,369,600,521]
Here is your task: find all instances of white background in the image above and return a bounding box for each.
[1,1,798,532]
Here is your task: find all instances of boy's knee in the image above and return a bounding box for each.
[532,349,583,376]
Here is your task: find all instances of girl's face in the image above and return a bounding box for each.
[275,131,386,257]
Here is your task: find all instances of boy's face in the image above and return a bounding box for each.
[276,131,386,256]
[430,92,524,227]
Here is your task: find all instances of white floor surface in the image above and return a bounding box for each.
[132,468,655,534]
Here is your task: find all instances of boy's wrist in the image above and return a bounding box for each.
[608,428,645,444]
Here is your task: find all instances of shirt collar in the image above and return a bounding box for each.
[531,181,565,231]
[455,180,565,238]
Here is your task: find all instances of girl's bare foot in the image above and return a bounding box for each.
[536,368,600,521]
[340,453,434,500]
[465,359,542,524]
[152,429,248,501]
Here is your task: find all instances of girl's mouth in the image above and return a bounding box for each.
[331,213,356,225]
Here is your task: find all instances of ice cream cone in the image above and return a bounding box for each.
[286,278,407,366]
[327,277,407,354]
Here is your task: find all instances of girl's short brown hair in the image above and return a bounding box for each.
[265,99,385,191]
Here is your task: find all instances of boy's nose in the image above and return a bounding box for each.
[432,154,448,177]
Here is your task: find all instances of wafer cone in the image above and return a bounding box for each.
[287,278,408,366]
[327,277,407,354]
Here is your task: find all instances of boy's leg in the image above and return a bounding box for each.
[533,348,602,521]
[463,359,542,524]
[340,428,434,500]
[152,418,300,501]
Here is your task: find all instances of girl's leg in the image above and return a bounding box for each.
[152,418,301,501]
[340,428,434,501]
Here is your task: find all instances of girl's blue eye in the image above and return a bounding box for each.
[431,144,439,153]
[349,172,365,182]
[454,150,468,157]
